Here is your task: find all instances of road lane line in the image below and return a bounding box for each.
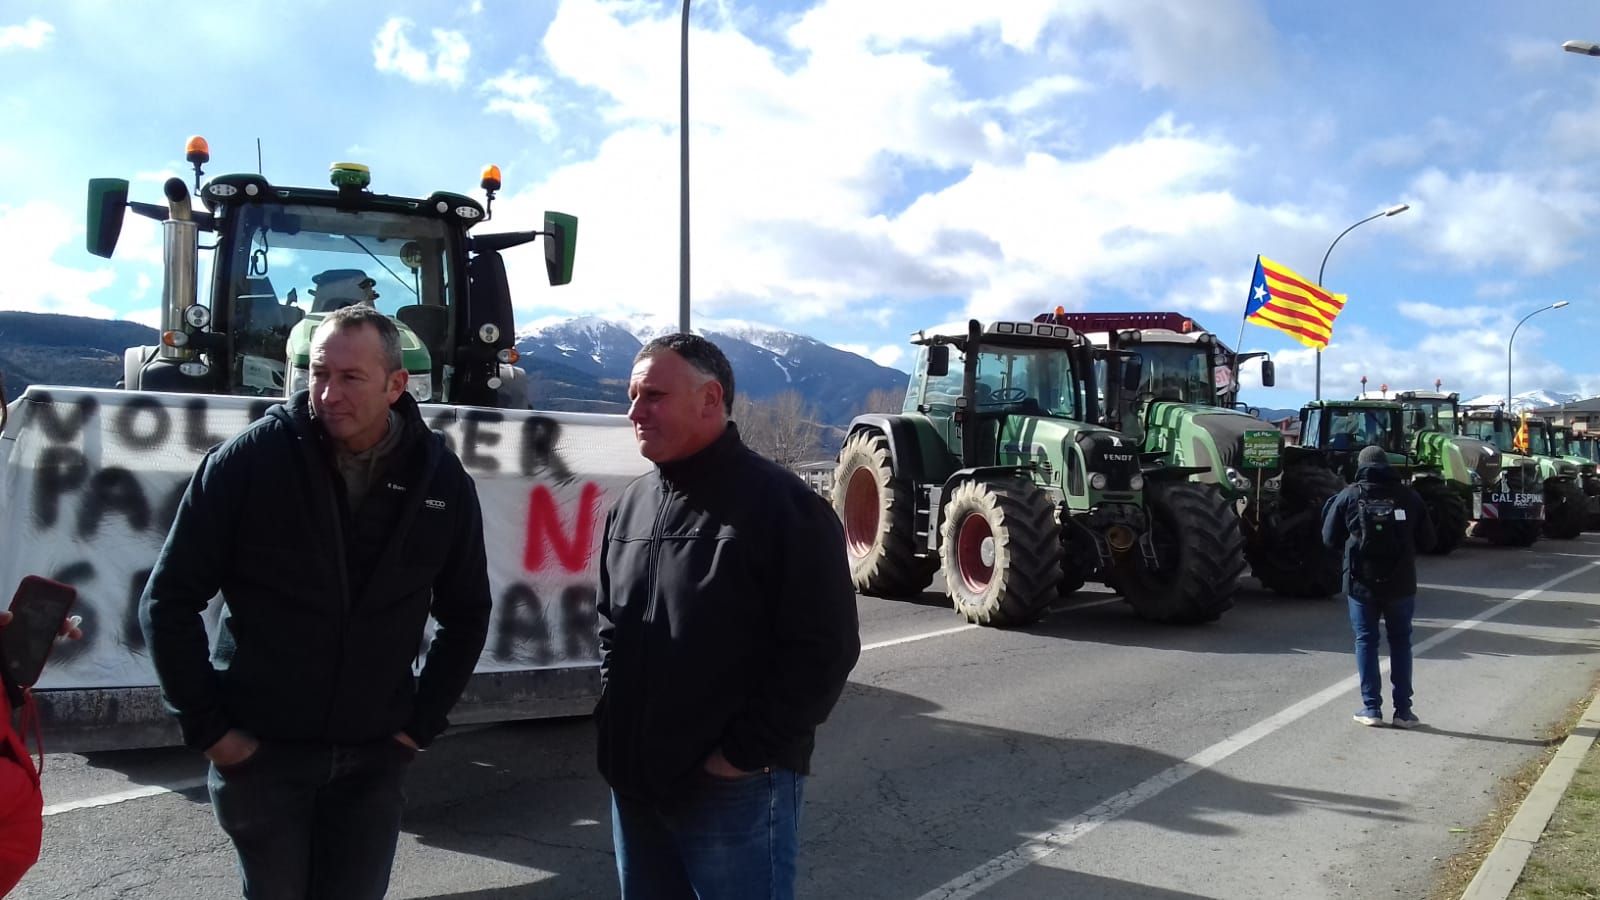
[916,560,1600,899]
[862,625,978,652]
[43,778,206,817]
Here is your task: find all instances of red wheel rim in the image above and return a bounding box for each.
[956,512,994,592]
[843,468,881,558]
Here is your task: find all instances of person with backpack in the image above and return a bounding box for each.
[1322,445,1437,728]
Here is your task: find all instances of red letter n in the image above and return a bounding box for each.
[524,482,602,573]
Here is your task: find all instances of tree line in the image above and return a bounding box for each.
[735,387,903,469]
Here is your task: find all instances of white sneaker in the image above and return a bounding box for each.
[1353,712,1384,727]
[1391,713,1422,730]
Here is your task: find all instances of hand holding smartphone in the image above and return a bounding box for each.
[1,577,79,688]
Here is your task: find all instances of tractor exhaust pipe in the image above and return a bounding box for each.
[160,177,198,361]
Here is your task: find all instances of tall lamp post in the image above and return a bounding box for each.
[679,0,692,334]
[1314,203,1409,400]
[1508,301,1569,410]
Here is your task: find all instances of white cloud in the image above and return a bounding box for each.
[1400,168,1594,273]
[125,307,162,329]
[1253,304,1599,404]
[0,17,53,52]
[373,18,470,88]
[506,3,1334,340]
[481,69,556,137]
[1001,75,1091,114]
[0,202,118,318]
[836,343,906,369]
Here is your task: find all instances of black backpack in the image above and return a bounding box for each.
[1352,484,1407,585]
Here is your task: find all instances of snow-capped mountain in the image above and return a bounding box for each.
[512,316,906,425]
[1459,389,1584,413]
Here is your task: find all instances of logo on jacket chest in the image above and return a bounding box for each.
[425,498,447,510]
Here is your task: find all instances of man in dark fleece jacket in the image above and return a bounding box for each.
[597,333,860,900]
[1322,445,1437,730]
[140,306,491,900]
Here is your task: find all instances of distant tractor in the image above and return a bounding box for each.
[1038,311,1342,599]
[833,318,1242,626]
[1458,409,1575,544]
[1550,423,1600,528]
[87,137,577,408]
[1300,398,1467,554]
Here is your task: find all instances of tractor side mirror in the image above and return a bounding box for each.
[1260,359,1276,387]
[86,178,130,259]
[927,345,949,377]
[543,211,578,286]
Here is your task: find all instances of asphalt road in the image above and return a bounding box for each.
[17,534,1600,899]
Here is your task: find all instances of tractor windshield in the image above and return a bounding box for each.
[1130,342,1215,405]
[1464,417,1518,453]
[1321,407,1401,452]
[972,343,1082,420]
[1401,397,1456,435]
[217,203,455,396]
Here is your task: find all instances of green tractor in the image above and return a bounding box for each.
[1508,413,1587,539]
[87,138,577,408]
[1037,311,1341,599]
[1298,399,1467,554]
[832,318,1242,626]
[1550,424,1600,528]
[1356,389,1503,554]
[1458,409,1578,543]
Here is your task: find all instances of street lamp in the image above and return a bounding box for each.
[1313,203,1409,400]
[1508,301,1569,410]
[679,0,692,334]
[1563,40,1600,56]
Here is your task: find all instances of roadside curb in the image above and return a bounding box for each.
[1460,686,1600,899]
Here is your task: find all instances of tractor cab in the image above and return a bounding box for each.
[86,139,577,409]
[1298,400,1406,480]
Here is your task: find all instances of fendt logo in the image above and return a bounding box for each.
[1100,452,1136,463]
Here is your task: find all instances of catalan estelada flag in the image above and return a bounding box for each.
[1245,255,1347,350]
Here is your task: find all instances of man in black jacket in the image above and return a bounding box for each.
[141,305,491,899]
[597,334,860,900]
[1322,445,1436,729]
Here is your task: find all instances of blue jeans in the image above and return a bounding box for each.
[207,738,416,900]
[611,768,806,900]
[1349,594,1415,716]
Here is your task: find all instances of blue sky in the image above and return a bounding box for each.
[5,1,1600,408]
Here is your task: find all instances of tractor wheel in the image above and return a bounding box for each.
[1476,517,1542,547]
[1247,464,1344,598]
[1543,478,1588,540]
[1113,481,1244,624]
[939,477,1060,626]
[1582,477,1600,530]
[833,431,936,596]
[1414,480,1467,556]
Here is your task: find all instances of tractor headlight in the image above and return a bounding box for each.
[288,365,310,396]
[184,305,212,329]
[407,374,433,402]
[1129,473,1145,491]
[1225,466,1252,491]
[1089,472,1109,490]
[478,323,501,344]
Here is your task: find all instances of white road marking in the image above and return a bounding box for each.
[861,625,978,652]
[916,560,1600,900]
[43,778,205,817]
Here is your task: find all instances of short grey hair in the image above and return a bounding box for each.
[636,333,734,414]
[317,305,403,374]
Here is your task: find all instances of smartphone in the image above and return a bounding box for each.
[2,576,77,688]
